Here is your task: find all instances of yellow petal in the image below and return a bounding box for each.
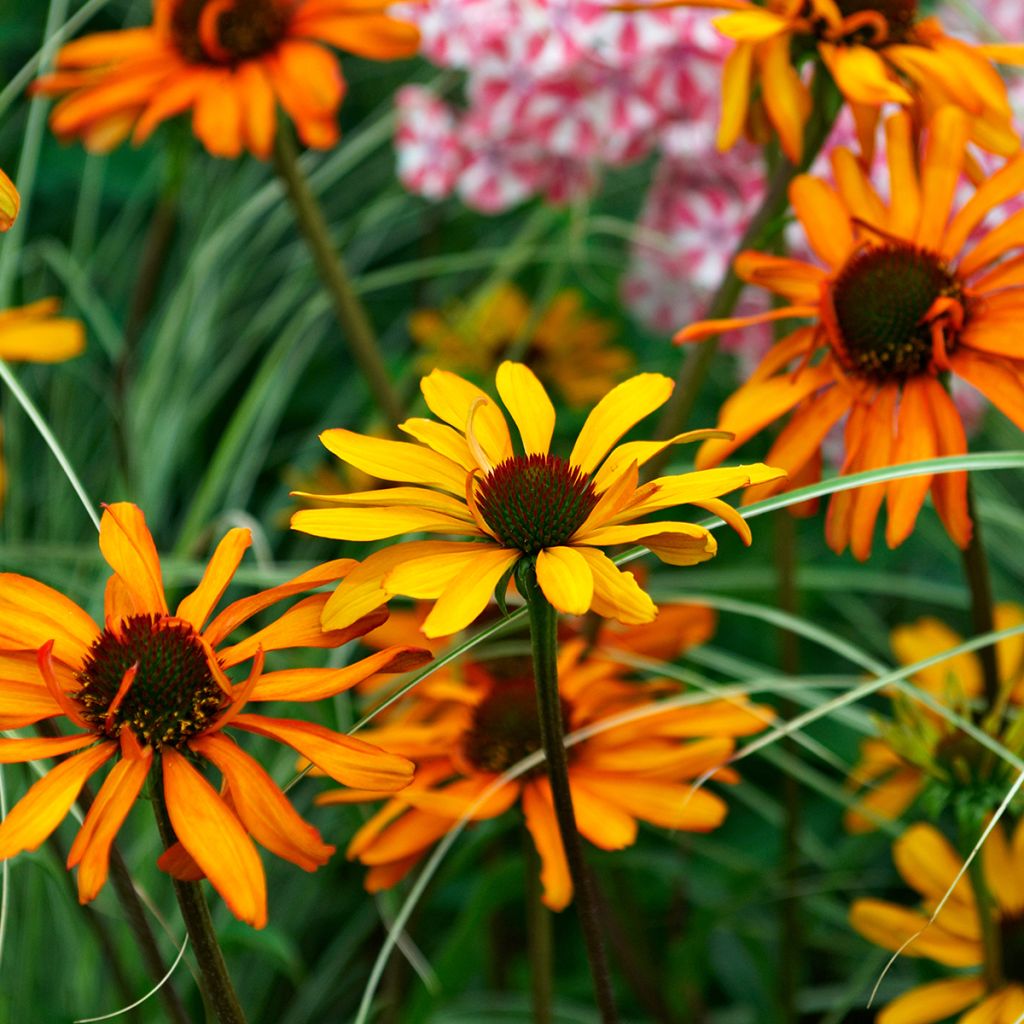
[876,977,985,1024]
[575,547,656,625]
[893,823,974,907]
[569,373,674,475]
[849,899,981,966]
[0,305,85,363]
[536,546,594,616]
[291,505,481,541]
[420,369,512,469]
[495,361,555,455]
[0,168,19,231]
[383,542,494,599]
[420,548,520,638]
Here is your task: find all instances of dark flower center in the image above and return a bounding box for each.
[462,680,570,776]
[171,0,290,65]
[1000,914,1024,984]
[835,0,917,40]
[475,454,599,554]
[827,243,960,381]
[76,615,226,747]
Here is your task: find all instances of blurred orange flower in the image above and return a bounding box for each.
[0,503,429,927]
[677,108,1024,559]
[32,0,420,158]
[0,169,18,231]
[320,635,769,909]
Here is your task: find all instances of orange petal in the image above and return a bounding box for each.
[176,528,251,632]
[0,574,98,667]
[191,733,334,871]
[161,747,267,928]
[99,503,167,616]
[230,714,415,791]
[0,742,115,859]
[522,780,573,911]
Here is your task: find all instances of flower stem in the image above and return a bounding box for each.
[524,829,554,1024]
[958,811,1003,991]
[272,127,404,428]
[962,483,1001,714]
[153,778,248,1024]
[650,73,840,467]
[519,562,619,1024]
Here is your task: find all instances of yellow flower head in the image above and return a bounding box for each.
[321,633,771,909]
[845,604,1024,834]
[31,0,420,158]
[291,361,784,638]
[850,821,1024,1022]
[410,283,633,406]
[0,503,430,927]
[0,169,19,232]
[632,0,1024,163]
[677,108,1024,560]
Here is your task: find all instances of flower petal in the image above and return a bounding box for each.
[419,548,520,638]
[230,715,415,791]
[420,369,512,469]
[536,546,594,616]
[176,528,251,632]
[876,977,985,1024]
[161,747,267,928]
[0,574,98,667]
[522,780,573,911]
[495,361,555,456]
[99,503,167,615]
[191,733,334,871]
[575,548,656,625]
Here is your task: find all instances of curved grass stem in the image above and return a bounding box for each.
[519,562,619,1023]
[273,127,404,429]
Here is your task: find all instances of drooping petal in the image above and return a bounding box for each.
[161,747,267,928]
[191,733,334,871]
[885,377,939,549]
[522,780,573,911]
[0,742,115,859]
[575,548,656,625]
[536,546,594,616]
[0,574,99,667]
[848,899,980,966]
[874,977,984,1024]
[419,548,520,638]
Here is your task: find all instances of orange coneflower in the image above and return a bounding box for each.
[0,169,18,231]
[850,821,1024,1022]
[845,604,1024,833]
[290,360,784,638]
[319,636,770,909]
[676,107,1024,559]
[0,503,430,927]
[628,0,1024,164]
[31,0,420,159]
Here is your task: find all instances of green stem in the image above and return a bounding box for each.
[153,779,248,1024]
[650,73,841,469]
[959,812,1003,991]
[962,483,1001,715]
[272,127,404,429]
[524,829,554,1024]
[774,511,802,1024]
[519,562,619,1024]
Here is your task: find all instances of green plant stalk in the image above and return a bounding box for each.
[272,127,404,429]
[959,812,1003,991]
[153,778,248,1024]
[962,483,1001,714]
[524,830,554,1024]
[651,72,841,465]
[519,561,619,1023]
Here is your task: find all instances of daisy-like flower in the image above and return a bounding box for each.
[0,169,18,231]
[845,604,1024,833]
[409,283,633,406]
[0,503,430,927]
[319,636,770,908]
[850,820,1024,1023]
[676,108,1024,559]
[31,0,420,159]
[629,0,1024,164]
[290,360,784,638]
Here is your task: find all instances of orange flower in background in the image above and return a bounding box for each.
[627,0,1024,164]
[850,821,1024,1022]
[677,108,1024,560]
[410,283,633,406]
[845,604,1024,833]
[290,361,784,638]
[31,0,420,158]
[0,299,85,364]
[0,503,429,927]
[0,169,18,231]
[320,635,770,909]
